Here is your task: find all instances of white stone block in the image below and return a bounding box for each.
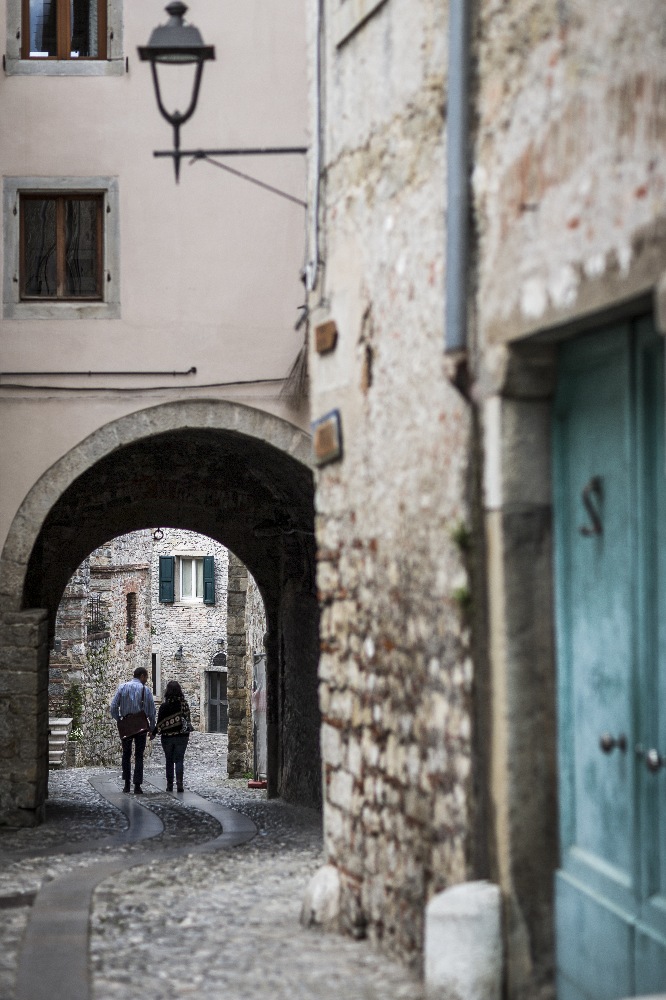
[328,768,353,808]
[425,881,502,1000]
[300,864,341,929]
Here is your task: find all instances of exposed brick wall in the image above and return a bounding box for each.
[227,552,249,777]
[0,610,49,826]
[308,0,476,962]
[46,529,259,765]
[49,560,89,719]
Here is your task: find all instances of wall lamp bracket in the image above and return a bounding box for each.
[152,146,309,188]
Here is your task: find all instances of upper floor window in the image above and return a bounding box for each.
[3,175,120,320]
[159,555,216,606]
[21,193,103,301]
[5,0,123,75]
[23,0,107,59]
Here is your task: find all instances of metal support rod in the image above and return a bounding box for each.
[154,146,308,192]
[188,154,307,208]
[0,368,198,377]
[154,146,308,158]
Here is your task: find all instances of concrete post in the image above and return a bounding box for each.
[425,880,502,1000]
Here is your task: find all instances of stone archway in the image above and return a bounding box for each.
[0,400,319,827]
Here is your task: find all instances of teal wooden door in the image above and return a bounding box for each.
[553,318,666,999]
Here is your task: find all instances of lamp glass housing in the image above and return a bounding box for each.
[138,2,215,130]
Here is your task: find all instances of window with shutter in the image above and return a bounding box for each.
[162,554,215,604]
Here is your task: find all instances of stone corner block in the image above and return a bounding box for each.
[300,863,341,930]
[425,880,502,1000]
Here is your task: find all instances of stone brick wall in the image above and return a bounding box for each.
[47,529,246,764]
[89,531,153,687]
[244,570,267,762]
[308,0,477,963]
[49,560,89,720]
[227,553,249,776]
[0,610,49,826]
[245,573,267,666]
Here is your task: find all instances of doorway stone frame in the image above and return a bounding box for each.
[481,288,664,998]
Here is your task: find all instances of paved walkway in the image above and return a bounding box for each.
[0,734,424,1000]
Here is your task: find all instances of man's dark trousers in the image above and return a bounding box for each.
[121,731,148,787]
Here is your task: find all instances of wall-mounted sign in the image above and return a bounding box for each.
[312,409,343,466]
[315,319,338,354]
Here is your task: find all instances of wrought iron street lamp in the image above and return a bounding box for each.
[138,2,215,181]
[138,2,307,184]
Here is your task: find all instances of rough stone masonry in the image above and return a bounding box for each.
[308,0,478,963]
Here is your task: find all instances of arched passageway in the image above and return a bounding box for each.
[0,401,319,827]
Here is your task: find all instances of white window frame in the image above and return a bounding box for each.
[334,0,389,48]
[3,176,120,320]
[179,555,204,604]
[5,0,124,75]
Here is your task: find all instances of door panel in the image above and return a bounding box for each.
[635,322,666,961]
[554,319,666,998]
[636,926,666,995]
[556,871,633,1000]
[554,328,636,915]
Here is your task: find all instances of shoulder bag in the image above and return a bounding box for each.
[117,685,150,739]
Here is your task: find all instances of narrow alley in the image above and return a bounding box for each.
[0,734,423,1000]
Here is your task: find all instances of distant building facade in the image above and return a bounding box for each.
[48,529,265,770]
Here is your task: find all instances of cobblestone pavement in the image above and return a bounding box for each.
[0,735,425,1000]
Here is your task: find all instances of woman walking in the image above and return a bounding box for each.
[153,680,193,792]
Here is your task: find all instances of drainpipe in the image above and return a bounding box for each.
[305,0,324,293]
[445,0,471,356]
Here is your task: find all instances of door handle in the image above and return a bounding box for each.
[599,733,627,753]
[635,745,665,773]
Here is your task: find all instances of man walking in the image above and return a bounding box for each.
[110,667,156,794]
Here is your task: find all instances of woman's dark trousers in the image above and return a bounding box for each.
[161,734,190,789]
[122,731,148,787]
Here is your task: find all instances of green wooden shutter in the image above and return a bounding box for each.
[203,556,215,605]
[159,556,175,603]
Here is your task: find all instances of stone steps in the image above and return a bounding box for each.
[48,717,73,770]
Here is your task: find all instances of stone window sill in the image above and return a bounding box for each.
[4,57,125,77]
